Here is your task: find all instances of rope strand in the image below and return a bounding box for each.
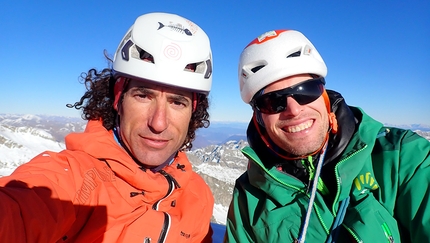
[297,140,329,243]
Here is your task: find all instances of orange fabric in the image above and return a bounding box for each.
[322,89,338,134]
[0,120,214,243]
[244,30,288,48]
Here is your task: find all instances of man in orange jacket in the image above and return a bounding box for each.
[0,12,214,242]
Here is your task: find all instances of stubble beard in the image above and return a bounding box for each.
[283,132,326,157]
[273,122,328,157]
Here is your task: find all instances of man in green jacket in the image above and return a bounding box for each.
[224,29,430,243]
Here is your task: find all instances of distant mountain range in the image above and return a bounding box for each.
[1,113,429,226]
[193,121,248,149]
[383,123,430,132]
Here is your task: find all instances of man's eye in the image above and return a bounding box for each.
[136,94,148,99]
[173,100,186,106]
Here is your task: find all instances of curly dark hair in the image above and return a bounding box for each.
[67,57,210,151]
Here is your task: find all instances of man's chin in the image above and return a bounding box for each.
[283,142,322,157]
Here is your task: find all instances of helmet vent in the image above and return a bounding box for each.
[204,59,212,79]
[183,59,212,79]
[287,50,301,58]
[135,46,155,63]
[184,63,198,72]
[251,65,265,73]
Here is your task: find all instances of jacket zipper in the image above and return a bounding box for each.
[151,170,177,243]
[157,212,171,243]
[332,145,367,213]
[382,223,394,243]
[242,149,331,234]
[331,145,367,243]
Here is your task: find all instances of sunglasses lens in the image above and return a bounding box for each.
[293,89,323,105]
[253,78,324,114]
[255,94,286,114]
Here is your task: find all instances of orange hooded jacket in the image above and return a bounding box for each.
[0,120,214,242]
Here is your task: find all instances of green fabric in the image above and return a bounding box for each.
[225,107,430,243]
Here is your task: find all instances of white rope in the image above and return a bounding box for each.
[297,141,328,243]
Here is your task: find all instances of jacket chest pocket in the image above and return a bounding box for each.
[252,203,329,242]
[343,193,400,242]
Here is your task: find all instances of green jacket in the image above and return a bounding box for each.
[225,97,430,242]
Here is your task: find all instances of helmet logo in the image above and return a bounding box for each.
[257,30,278,42]
[163,42,182,60]
[245,30,288,48]
[158,22,193,36]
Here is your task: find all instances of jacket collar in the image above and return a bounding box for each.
[65,120,193,203]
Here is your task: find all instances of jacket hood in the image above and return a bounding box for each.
[64,120,193,203]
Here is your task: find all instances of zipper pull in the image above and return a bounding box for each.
[159,170,181,188]
[381,222,394,243]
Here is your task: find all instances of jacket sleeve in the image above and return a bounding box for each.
[396,131,430,242]
[377,130,430,242]
[224,173,255,243]
[0,151,77,242]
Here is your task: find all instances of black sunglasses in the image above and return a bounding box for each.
[250,77,325,114]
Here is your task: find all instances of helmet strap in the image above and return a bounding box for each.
[192,92,198,112]
[321,89,338,134]
[113,77,129,111]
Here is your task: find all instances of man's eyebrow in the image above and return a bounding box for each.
[130,86,191,102]
[129,86,153,95]
[168,93,191,104]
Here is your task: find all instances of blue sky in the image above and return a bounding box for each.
[1,1,429,125]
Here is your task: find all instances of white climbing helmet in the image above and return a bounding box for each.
[238,30,327,103]
[113,12,213,95]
